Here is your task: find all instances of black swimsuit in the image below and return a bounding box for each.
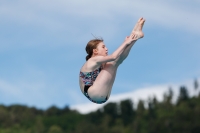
[80,66,108,104]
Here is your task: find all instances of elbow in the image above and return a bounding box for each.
[111,55,118,61]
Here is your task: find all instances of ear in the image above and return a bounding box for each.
[93,49,98,55]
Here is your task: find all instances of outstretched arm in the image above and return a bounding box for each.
[92,33,137,64]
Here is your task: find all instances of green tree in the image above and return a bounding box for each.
[177,86,189,105]
[119,99,135,126]
[137,100,145,116]
[163,87,173,104]
[48,125,63,133]
[103,102,118,126]
[194,79,199,90]
[45,106,61,116]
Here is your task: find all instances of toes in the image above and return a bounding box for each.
[142,20,145,25]
[138,17,143,22]
[140,19,145,25]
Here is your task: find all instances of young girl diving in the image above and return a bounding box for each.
[79,18,145,104]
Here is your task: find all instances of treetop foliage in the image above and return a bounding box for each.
[0,79,200,133]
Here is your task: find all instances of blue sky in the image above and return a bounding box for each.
[0,0,200,112]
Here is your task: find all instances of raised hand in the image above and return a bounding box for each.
[124,33,138,45]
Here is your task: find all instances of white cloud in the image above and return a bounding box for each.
[70,78,200,114]
[0,0,200,51]
[1,0,200,33]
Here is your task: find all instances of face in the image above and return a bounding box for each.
[94,42,108,56]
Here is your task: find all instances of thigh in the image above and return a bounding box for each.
[88,62,118,101]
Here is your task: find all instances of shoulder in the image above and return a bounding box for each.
[81,58,101,72]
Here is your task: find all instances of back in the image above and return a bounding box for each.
[79,59,102,93]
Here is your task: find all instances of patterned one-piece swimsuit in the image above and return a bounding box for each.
[79,66,108,104]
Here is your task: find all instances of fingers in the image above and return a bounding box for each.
[130,33,136,39]
[129,33,138,41]
[134,35,138,40]
[125,36,129,40]
[125,33,138,43]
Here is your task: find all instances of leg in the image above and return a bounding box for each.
[85,44,134,102]
[115,18,145,65]
[87,18,145,102]
[115,40,136,65]
[88,62,118,101]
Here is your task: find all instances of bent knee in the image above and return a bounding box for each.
[88,89,108,102]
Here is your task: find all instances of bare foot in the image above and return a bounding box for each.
[131,18,143,33]
[131,18,145,40]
